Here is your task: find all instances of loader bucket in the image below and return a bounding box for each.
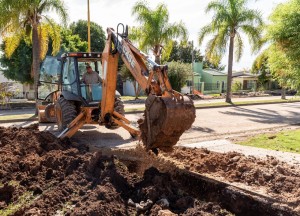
[139,94,196,151]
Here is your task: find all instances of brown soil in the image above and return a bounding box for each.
[0,125,232,215]
[162,147,300,212]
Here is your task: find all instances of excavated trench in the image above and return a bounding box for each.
[0,125,299,215]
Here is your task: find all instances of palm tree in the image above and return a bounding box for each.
[0,0,68,102]
[131,1,187,64]
[199,0,263,103]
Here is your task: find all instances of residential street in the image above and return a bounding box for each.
[2,101,300,149]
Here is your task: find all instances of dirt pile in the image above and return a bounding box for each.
[0,125,232,215]
[163,147,300,210]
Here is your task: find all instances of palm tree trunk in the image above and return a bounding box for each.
[133,81,139,99]
[226,35,235,103]
[281,87,286,99]
[32,25,40,113]
[154,45,161,64]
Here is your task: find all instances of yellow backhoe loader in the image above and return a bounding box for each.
[37,24,196,151]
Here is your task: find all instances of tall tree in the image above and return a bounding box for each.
[167,61,192,92]
[60,28,88,53]
[131,1,187,64]
[70,20,106,52]
[267,0,300,65]
[198,0,263,103]
[266,0,300,97]
[0,0,68,103]
[163,40,203,63]
[0,39,32,83]
[120,64,142,99]
[203,56,225,71]
[251,51,272,90]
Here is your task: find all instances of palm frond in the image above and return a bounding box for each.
[38,24,49,60]
[40,0,68,26]
[240,24,262,53]
[238,9,263,26]
[131,0,187,57]
[161,21,187,44]
[234,32,243,62]
[46,20,61,56]
[131,1,151,21]
[198,25,214,45]
[206,1,226,14]
[4,33,23,58]
[205,26,228,61]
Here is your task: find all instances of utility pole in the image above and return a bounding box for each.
[191,40,194,93]
[87,0,91,52]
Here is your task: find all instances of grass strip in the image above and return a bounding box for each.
[238,129,300,154]
[0,114,36,121]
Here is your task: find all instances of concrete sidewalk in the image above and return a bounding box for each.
[179,139,300,166]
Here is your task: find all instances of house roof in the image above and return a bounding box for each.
[203,69,227,76]
[232,71,258,78]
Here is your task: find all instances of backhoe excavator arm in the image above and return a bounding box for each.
[101,24,196,151]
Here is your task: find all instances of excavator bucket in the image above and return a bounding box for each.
[139,94,196,151]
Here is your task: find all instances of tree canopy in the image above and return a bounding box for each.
[163,41,203,64]
[131,1,187,64]
[167,61,192,92]
[266,0,300,90]
[0,0,68,101]
[251,51,271,89]
[70,20,106,52]
[60,29,88,53]
[0,27,88,84]
[0,40,32,83]
[198,0,263,102]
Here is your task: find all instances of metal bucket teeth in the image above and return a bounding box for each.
[139,95,196,150]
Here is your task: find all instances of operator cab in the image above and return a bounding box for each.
[38,52,103,105]
[61,52,103,104]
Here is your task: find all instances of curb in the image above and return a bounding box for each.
[0,100,299,124]
[194,99,300,109]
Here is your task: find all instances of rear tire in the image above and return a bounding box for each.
[55,97,77,131]
[114,97,125,116]
[105,98,125,129]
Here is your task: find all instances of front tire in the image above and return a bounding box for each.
[105,98,125,129]
[114,97,125,116]
[55,97,77,131]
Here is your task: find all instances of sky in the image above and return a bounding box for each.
[1,0,288,72]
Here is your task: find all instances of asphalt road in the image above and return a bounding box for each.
[2,102,300,149]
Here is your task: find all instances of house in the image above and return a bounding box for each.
[181,71,201,94]
[185,62,227,94]
[201,69,227,94]
[0,72,35,100]
[232,71,258,91]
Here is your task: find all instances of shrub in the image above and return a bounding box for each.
[167,61,192,92]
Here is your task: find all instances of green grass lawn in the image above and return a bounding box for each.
[120,96,147,101]
[239,129,300,153]
[0,114,36,121]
